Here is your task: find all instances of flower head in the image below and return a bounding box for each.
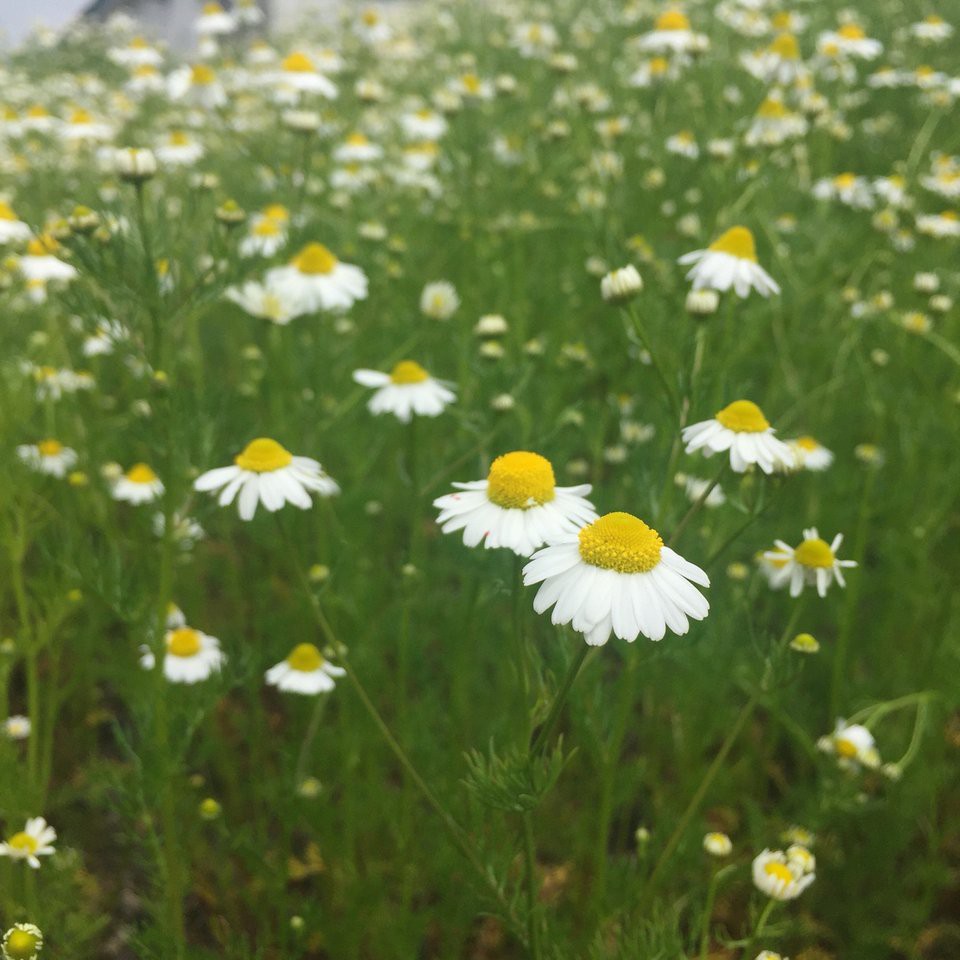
[265,643,346,694]
[678,227,780,298]
[763,528,857,597]
[141,626,225,683]
[0,818,56,869]
[352,361,456,422]
[752,848,815,900]
[2,923,43,960]
[682,400,794,474]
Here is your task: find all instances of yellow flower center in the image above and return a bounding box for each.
[130,35,149,48]
[389,360,430,384]
[578,512,663,574]
[655,10,691,31]
[190,64,216,86]
[795,436,818,451]
[769,32,799,58]
[286,642,324,672]
[235,437,293,473]
[169,130,190,146]
[715,400,770,433]
[835,736,859,758]
[253,218,281,236]
[941,210,958,221]
[291,243,338,275]
[486,451,556,509]
[926,15,943,24]
[126,463,158,484]
[838,24,866,40]
[167,627,202,657]
[38,439,63,456]
[794,538,834,568]
[7,831,38,854]
[26,105,48,119]
[202,2,224,14]
[764,861,794,884]
[834,173,857,190]
[708,226,757,261]
[282,52,315,73]
[27,235,59,256]
[346,132,369,146]
[5,929,40,958]
[461,73,481,94]
[263,204,289,221]
[416,108,433,119]
[134,65,158,77]
[361,9,380,26]
[0,201,16,221]
[757,98,789,119]
[70,108,93,124]
[649,57,669,75]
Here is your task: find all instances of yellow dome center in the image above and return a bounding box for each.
[203,2,224,14]
[486,451,556,509]
[263,204,289,221]
[795,436,818,451]
[578,512,663,574]
[361,9,379,25]
[655,10,691,31]
[764,861,794,884]
[389,360,430,384]
[38,439,63,456]
[7,831,38,854]
[253,219,281,236]
[346,132,369,146]
[838,24,866,40]
[0,201,16,221]
[169,130,190,146]
[235,437,293,473]
[191,64,216,86]
[794,538,834,568]
[757,98,789,119]
[292,243,338,275]
[26,105,48,119]
[769,32,799,58]
[835,736,859,758]
[834,173,857,190]
[715,400,770,433]
[650,57,669,74]
[282,52,315,73]
[126,463,158,484]
[5,929,40,957]
[130,36,149,48]
[167,627,202,657]
[708,226,757,261]
[286,642,324,672]
[70,109,93,124]
[461,73,481,94]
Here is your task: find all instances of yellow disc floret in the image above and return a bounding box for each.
[764,861,795,884]
[4,926,42,960]
[838,24,866,41]
[769,32,799,58]
[190,64,216,86]
[286,642,324,672]
[126,463,158,484]
[7,832,38,854]
[291,243,338,275]
[282,51,315,72]
[793,537,834,568]
[715,400,770,433]
[655,10,691,31]
[167,627,202,658]
[389,360,430,384]
[708,226,757,262]
[486,451,556,509]
[578,512,664,573]
[235,438,293,473]
[38,439,63,456]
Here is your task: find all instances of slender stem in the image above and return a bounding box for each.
[699,866,726,960]
[668,463,726,547]
[530,645,590,756]
[638,692,758,909]
[293,696,328,790]
[521,812,542,960]
[624,305,680,417]
[751,897,779,949]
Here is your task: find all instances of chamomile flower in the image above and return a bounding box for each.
[2,922,43,960]
[678,227,779,298]
[17,439,78,477]
[762,528,857,597]
[0,202,32,244]
[752,848,815,900]
[109,35,164,67]
[433,451,597,557]
[352,361,456,422]
[112,463,164,504]
[18,237,77,283]
[333,132,383,163]
[916,211,960,238]
[155,130,204,167]
[167,64,228,108]
[812,173,875,209]
[818,719,880,770]
[523,512,710,645]
[703,832,733,856]
[911,15,953,41]
[637,10,708,54]
[141,626,225,683]
[226,281,298,325]
[268,52,338,99]
[787,436,834,471]
[400,108,448,141]
[741,33,805,85]
[682,400,794,474]
[0,818,56,869]
[238,216,287,258]
[3,716,30,741]
[419,280,460,320]
[265,643,345,694]
[817,23,882,59]
[194,438,339,521]
[195,2,236,35]
[264,243,368,315]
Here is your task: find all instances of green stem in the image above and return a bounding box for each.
[698,866,729,960]
[624,304,680,418]
[668,463,726,547]
[530,645,590,756]
[521,812,542,960]
[751,897,779,948]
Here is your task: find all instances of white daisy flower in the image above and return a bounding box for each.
[141,626,226,683]
[817,24,883,59]
[752,848,815,900]
[762,527,857,598]
[786,436,834,471]
[108,35,164,67]
[636,10,708,53]
[267,52,338,99]
[0,201,32,244]
[812,173,875,209]
[195,2,236,35]
[333,132,383,163]
[265,643,346,694]
[818,718,880,770]
[741,33,805,85]
[916,210,960,238]
[155,131,205,167]
[2,924,44,960]
[400,108,448,141]
[911,15,953,41]
[17,439,78,478]
[522,511,710,646]
[0,817,57,869]
[112,463,164,504]
[167,64,228,108]
[419,281,460,320]
[703,832,733,856]
[678,226,780,298]
[3,715,31,740]
[682,400,794,474]
[60,108,113,143]
[194,437,339,521]
[352,360,456,423]
[18,237,77,283]
[225,281,299,325]
[434,451,597,557]
[264,243,369,315]
[666,130,699,159]
[238,217,287,258]
[787,844,815,877]
[755,951,784,960]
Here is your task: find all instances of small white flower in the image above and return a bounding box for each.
[0,201,32,244]
[752,848,815,900]
[265,643,345,694]
[226,281,299,325]
[264,243,368,315]
[140,626,225,684]
[3,716,31,740]
[420,281,460,320]
[703,832,733,856]
[679,226,780,298]
[434,451,597,557]
[601,265,643,303]
[17,439,78,478]
[787,436,834,471]
[0,817,57,869]
[112,463,164,504]
[819,719,880,770]
[682,400,794,474]
[763,528,857,598]
[194,438,339,522]
[352,360,456,423]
